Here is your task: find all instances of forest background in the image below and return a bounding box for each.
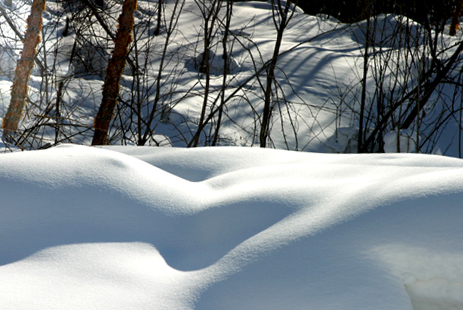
[0,0,462,156]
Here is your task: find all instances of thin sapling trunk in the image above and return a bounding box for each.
[92,0,137,145]
[2,0,46,142]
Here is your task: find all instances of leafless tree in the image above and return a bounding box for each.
[2,0,45,143]
[92,0,137,145]
[260,0,296,147]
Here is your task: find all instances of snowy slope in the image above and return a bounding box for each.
[1,144,463,309]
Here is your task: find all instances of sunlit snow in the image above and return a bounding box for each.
[1,144,463,309]
[1,0,463,309]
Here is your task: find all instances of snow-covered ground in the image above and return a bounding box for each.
[1,0,463,309]
[1,144,463,309]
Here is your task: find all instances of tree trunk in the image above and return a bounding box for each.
[92,0,137,145]
[154,0,162,36]
[2,0,45,141]
[212,0,233,146]
[357,0,371,153]
[260,0,292,148]
[450,0,463,36]
[189,0,220,147]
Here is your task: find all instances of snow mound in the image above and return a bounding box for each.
[1,144,463,309]
[351,14,426,48]
[192,50,240,75]
[384,130,418,153]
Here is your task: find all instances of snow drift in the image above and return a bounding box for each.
[1,144,463,309]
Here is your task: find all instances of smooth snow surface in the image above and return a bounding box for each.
[1,144,463,309]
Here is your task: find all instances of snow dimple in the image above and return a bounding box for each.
[157,201,292,271]
[0,145,293,273]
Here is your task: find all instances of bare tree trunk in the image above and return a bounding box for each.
[212,0,233,146]
[81,0,137,73]
[357,1,371,153]
[189,0,220,147]
[450,0,463,36]
[154,0,163,36]
[139,0,184,145]
[92,0,137,145]
[2,0,45,142]
[260,0,293,148]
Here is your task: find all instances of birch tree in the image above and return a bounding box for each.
[92,0,137,145]
[2,0,45,142]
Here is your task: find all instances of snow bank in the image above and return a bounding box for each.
[1,144,463,309]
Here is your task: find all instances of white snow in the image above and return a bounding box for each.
[1,144,463,309]
[1,0,463,309]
